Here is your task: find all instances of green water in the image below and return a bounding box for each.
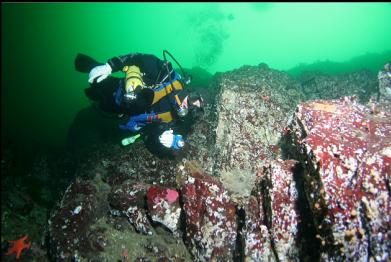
[2,2,391,151]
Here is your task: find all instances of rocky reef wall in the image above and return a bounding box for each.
[37,63,391,262]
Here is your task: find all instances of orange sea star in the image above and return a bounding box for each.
[5,235,31,259]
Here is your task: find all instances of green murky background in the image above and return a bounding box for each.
[2,2,391,155]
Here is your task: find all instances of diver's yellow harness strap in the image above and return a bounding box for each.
[156,111,173,123]
[121,65,184,107]
[152,80,183,105]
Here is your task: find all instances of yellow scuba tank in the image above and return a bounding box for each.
[122,65,144,93]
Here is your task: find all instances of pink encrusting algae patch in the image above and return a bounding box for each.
[165,189,179,203]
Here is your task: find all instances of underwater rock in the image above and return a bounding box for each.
[48,179,100,260]
[182,102,217,176]
[268,159,300,261]
[46,62,390,261]
[70,138,181,191]
[181,64,306,261]
[212,65,301,175]
[378,62,391,102]
[297,70,378,103]
[108,180,153,235]
[146,186,181,233]
[241,195,276,262]
[287,96,391,261]
[181,169,237,262]
[241,159,300,262]
[48,150,192,261]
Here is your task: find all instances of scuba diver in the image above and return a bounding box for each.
[74,51,204,159]
[125,91,204,159]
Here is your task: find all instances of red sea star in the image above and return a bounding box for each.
[5,235,31,259]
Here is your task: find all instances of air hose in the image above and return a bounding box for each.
[163,50,188,81]
[162,50,191,117]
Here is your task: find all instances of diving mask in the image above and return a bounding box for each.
[176,93,204,118]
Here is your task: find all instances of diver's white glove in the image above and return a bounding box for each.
[159,130,185,150]
[88,63,112,83]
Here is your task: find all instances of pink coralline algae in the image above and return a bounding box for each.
[147,186,181,233]
[289,96,391,261]
[181,171,237,262]
[242,195,275,261]
[147,186,179,205]
[165,189,179,203]
[241,160,300,262]
[269,160,300,261]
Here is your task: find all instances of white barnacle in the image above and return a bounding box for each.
[354,148,364,156]
[336,165,343,178]
[331,144,340,155]
[209,184,220,194]
[381,147,391,157]
[344,157,358,171]
[72,205,82,215]
[366,155,376,165]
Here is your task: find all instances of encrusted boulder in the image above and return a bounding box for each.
[146,186,181,233]
[180,165,237,262]
[108,180,153,235]
[268,160,300,261]
[180,64,311,261]
[241,159,300,262]
[48,178,103,260]
[287,96,391,261]
[183,102,217,176]
[241,195,276,262]
[378,62,391,102]
[297,70,378,103]
[212,65,303,174]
